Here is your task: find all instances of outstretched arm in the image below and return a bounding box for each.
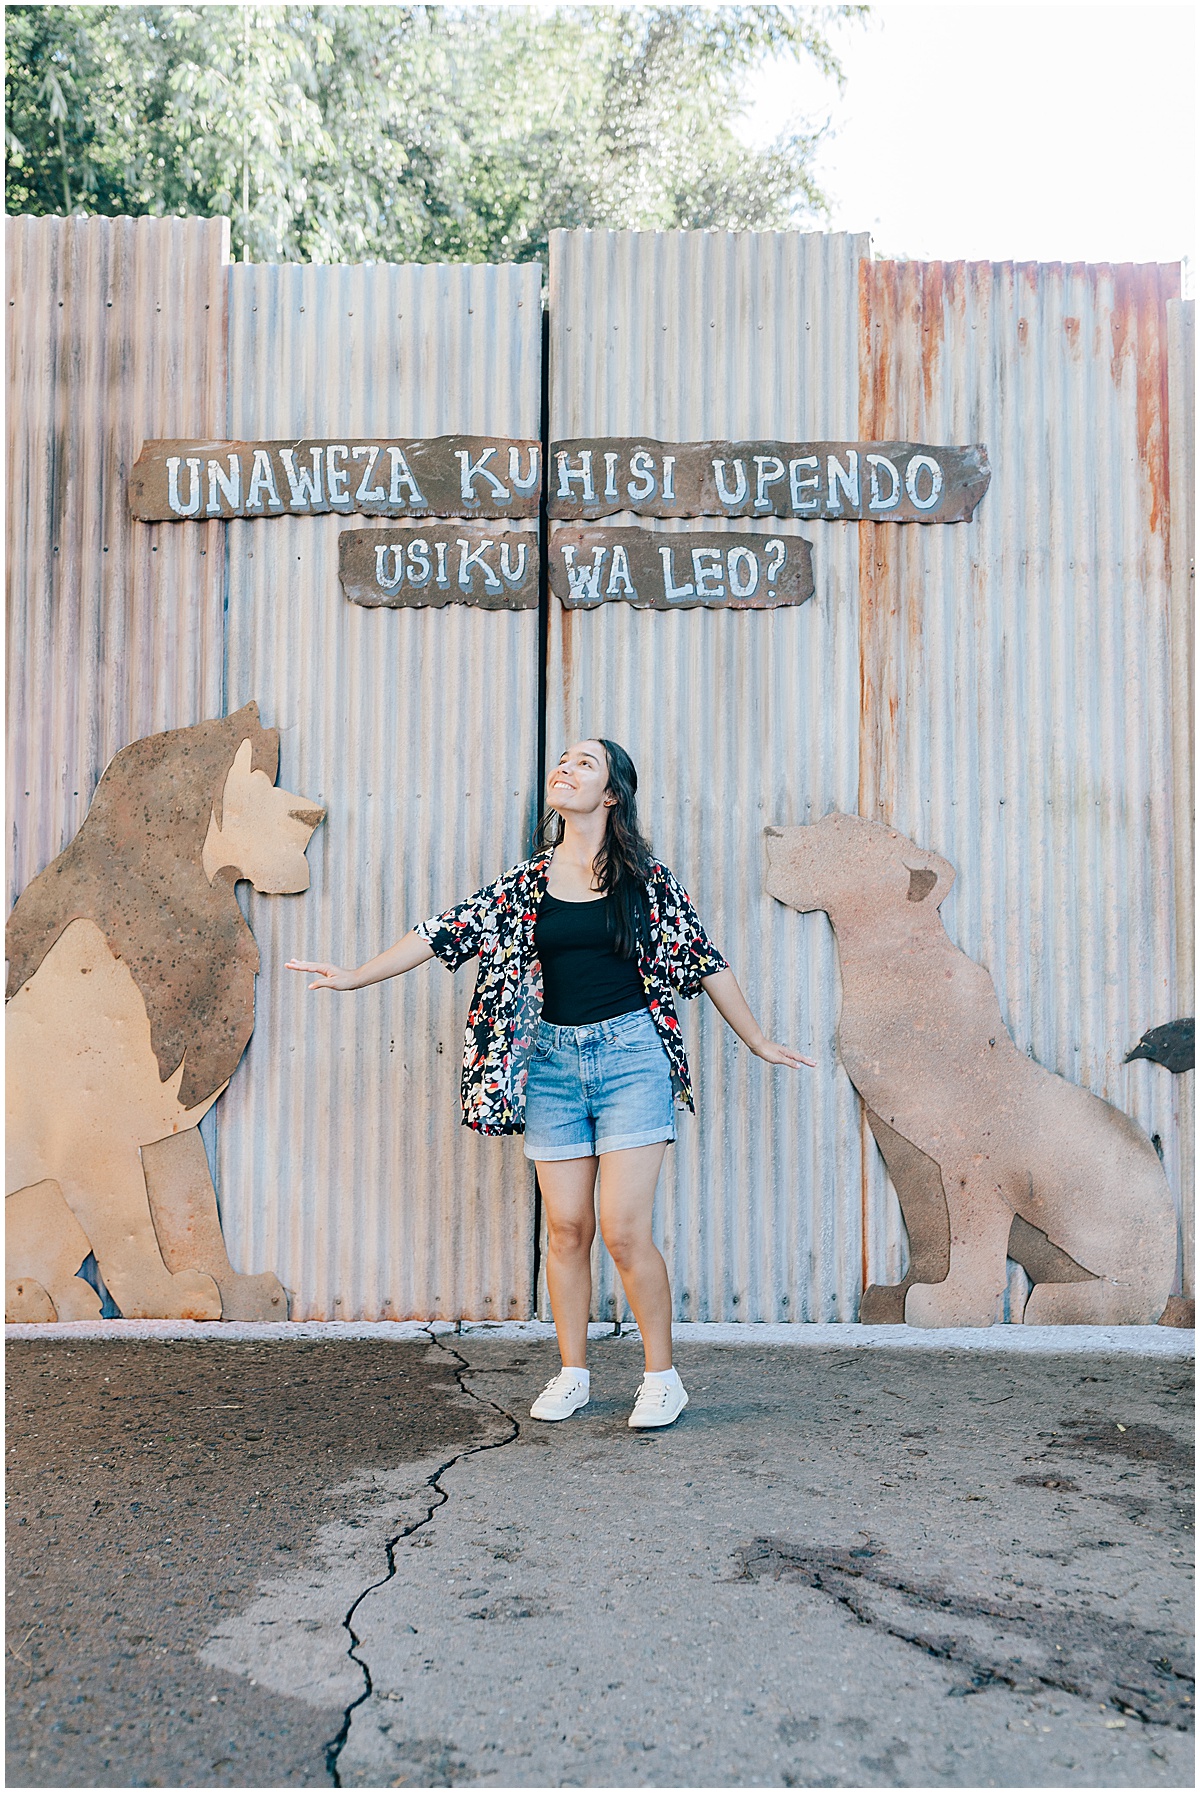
[700,968,815,1068]
[287,928,435,992]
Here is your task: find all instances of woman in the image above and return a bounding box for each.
[288,738,812,1430]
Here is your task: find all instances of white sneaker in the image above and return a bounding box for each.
[529,1369,590,1422]
[628,1373,688,1429]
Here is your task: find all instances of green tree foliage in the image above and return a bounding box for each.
[5,5,863,262]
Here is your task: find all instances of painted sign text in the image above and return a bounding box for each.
[130,438,541,522]
[549,527,814,610]
[339,525,538,609]
[548,439,990,523]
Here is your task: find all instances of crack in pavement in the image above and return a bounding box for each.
[298,1343,1191,1789]
[323,1328,521,1786]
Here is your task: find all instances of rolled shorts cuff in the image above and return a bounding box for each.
[524,1123,676,1163]
[595,1123,676,1155]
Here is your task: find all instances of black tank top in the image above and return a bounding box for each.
[535,890,648,1026]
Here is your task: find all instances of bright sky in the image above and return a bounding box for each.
[737,3,1195,273]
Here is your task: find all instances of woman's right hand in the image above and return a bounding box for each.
[286,932,435,993]
[286,959,358,992]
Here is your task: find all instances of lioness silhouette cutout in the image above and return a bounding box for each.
[764,813,1178,1327]
[6,704,325,1321]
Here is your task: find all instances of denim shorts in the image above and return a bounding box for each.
[522,1007,677,1160]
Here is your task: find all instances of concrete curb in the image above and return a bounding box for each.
[6,1318,1193,1356]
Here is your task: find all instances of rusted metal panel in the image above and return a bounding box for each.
[548,437,990,522]
[547,227,876,1324]
[857,257,1190,1305]
[213,258,543,1323]
[549,230,1190,1327]
[339,522,538,608]
[1166,296,1195,1295]
[549,525,814,608]
[129,435,541,521]
[6,215,229,912]
[11,217,1187,1331]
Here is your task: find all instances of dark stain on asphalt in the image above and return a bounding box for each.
[1048,1419,1194,1468]
[1035,1410,1196,1534]
[734,1536,1196,1729]
[6,1340,491,1788]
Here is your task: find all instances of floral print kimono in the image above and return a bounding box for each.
[415,849,728,1135]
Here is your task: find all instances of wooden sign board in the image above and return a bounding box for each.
[549,527,813,610]
[129,437,541,522]
[548,439,990,524]
[339,525,538,609]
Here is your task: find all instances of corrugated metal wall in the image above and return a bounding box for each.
[857,259,1191,1304]
[6,216,229,906]
[547,230,882,1322]
[8,217,1191,1323]
[1167,296,1195,1296]
[547,230,1193,1323]
[214,261,542,1320]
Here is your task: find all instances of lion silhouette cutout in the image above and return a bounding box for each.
[6,703,325,1322]
[765,812,1178,1327]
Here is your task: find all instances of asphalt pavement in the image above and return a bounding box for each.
[5,1326,1194,1789]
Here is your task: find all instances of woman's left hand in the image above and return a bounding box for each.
[699,970,817,1068]
[753,1040,816,1069]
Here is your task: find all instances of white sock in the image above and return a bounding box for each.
[562,1365,589,1384]
[643,1366,679,1385]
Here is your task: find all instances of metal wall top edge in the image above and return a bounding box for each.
[225,258,544,439]
[549,229,871,439]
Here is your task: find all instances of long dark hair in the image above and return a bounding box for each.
[537,737,654,958]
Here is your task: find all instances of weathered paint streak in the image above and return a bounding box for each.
[1106,263,1179,539]
[1165,297,1195,1295]
[858,254,1189,1296]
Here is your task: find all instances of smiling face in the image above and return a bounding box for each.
[547,740,615,821]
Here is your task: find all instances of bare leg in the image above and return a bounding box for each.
[535,1156,599,1368]
[597,1143,672,1371]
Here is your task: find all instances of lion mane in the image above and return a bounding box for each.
[6,702,279,1110]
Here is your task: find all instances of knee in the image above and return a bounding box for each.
[546,1217,592,1260]
[600,1222,647,1271]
